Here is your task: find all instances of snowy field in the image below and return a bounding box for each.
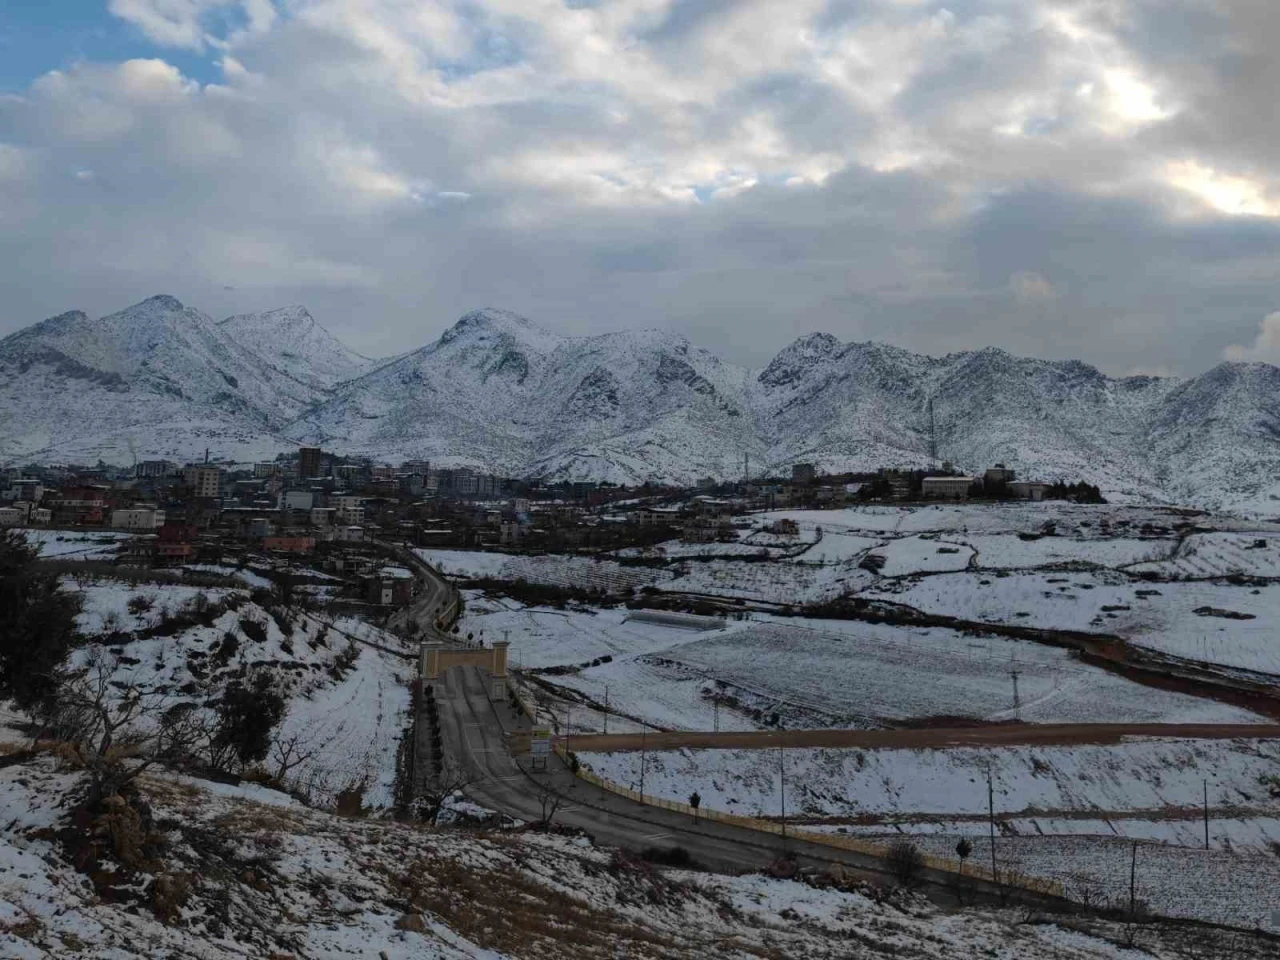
[869,571,1280,674]
[1129,531,1280,579]
[578,737,1280,823]
[906,832,1280,933]
[465,593,1262,731]
[662,558,874,604]
[416,547,673,592]
[652,619,1262,727]
[23,528,129,560]
[958,534,1173,570]
[868,534,974,576]
[457,594,726,670]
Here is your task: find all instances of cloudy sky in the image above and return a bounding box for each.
[1,0,1278,374]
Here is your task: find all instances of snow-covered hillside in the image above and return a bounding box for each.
[287,308,761,482]
[219,305,375,391]
[0,296,333,465]
[4,297,1280,513]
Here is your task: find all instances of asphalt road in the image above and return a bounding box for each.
[379,541,456,637]
[434,665,1062,908]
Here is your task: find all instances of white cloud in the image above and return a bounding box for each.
[1225,312,1280,364]
[109,0,275,51]
[2,0,1279,376]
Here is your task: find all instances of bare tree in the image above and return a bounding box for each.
[42,651,208,806]
[535,782,563,829]
[269,729,323,784]
[414,758,481,825]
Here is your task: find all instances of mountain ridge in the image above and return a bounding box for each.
[2,298,1278,513]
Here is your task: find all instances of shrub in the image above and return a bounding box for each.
[127,594,154,616]
[211,672,286,770]
[240,616,268,644]
[887,840,923,887]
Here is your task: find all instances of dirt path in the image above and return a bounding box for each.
[559,722,1280,753]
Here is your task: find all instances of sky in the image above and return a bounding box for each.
[1,0,1279,375]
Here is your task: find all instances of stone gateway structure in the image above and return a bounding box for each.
[420,640,509,700]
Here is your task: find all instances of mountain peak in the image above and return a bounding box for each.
[138,294,185,312]
[437,308,561,352]
[220,305,371,389]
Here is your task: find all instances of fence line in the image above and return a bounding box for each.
[507,675,1063,898]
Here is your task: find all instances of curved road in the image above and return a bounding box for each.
[434,664,1071,908]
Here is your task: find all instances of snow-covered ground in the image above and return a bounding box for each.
[0,754,1186,959]
[579,737,1280,823]
[868,534,975,576]
[577,736,1280,931]
[869,571,1280,675]
[650,619,1262,727]
[23,528,129,560]
[72,578,243,635]
[1129,531,1280,579]
[60,578,411,811]
[662,558,874,605]
[417,547,673,593]
[958,534,1173,570]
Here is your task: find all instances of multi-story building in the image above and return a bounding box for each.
[253,462,281,478]
[3,479,44,503]
[332,495,364,524]
[922,476,974,500]
[111,507,166,531]
[298,447,323,479]
[185,465,222,500]
[792,463,817,485]
[134,460,176,479]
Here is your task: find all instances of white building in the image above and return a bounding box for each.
[0,507,24,527]
[332,524,365,542]
[111,508,166,531]
[332,495,364,524]
[921,476,974,500]
[280,490,315,512]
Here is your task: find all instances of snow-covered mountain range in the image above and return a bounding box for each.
[3,296,1279,512]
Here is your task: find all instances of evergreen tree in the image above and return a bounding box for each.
[0,531,81,711]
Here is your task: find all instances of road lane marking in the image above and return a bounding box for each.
[642,833,671,842]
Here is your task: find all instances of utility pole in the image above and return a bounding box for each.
[1129,841,1138,918]
[639,730,647,799]
[779,746,787,847]
[713,695,720,733]
[603,685,609,735]
[1203,779,1210,850]
[1010,668,1020,720]
[987,771,998,885]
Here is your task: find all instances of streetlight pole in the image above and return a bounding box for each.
[640,729,647,799]
[779,746,787,847]
[988,771,998,885]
